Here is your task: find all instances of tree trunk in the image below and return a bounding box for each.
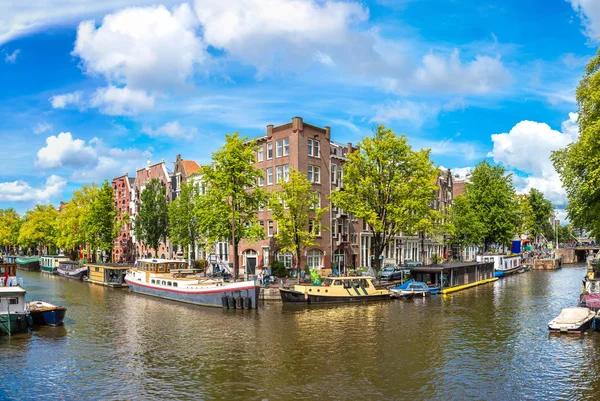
[231,200,238,281]
[420,232,427,265]
[296,248,301,285]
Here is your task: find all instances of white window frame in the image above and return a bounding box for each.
[257,145,264,162]
[262,247,270,267]
[307,249,323,268]
[276,139,283,158]
[314,166,320,184]
[308,165,313,182]
[277,252,293,269]
[283,138,289,156]
[267,168,273,185]
[331,164,337,183]
[283,164,289,182]
[267,142,273,160]
[276,166,283,183]
[267,220,274,237]
[258,175,264,187]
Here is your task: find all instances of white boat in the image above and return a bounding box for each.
[476,254,522,277]
[548,307,595,334]
[125,259,260,309]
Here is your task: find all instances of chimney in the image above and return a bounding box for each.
[176,154,181,161]
[324,126,330,139]
[347,142,353,154]
[267,124,273,137]
[292,116,303,132]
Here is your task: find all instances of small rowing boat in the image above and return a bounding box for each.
[28,301,67,326]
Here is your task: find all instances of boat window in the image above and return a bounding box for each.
[352,279,360,288]
[9,298,18,305]
[173,282,178,287]
[95,267,100,272]
[151,279,155,284]
[360,279,368,288]
[158,264,165,272]
[162,281,166,285]
[334,280,342,286]
[167,281,172,286]
[343,281,351,289]
[323,279,333,286]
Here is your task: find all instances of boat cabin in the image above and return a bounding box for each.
[86,263,131,287]
[0,263,18,287]
[476,254,521,272]
[40,255,71,272]
[135,259,190,274]
[409,262,495,290]
[3,255,18,263]
[0,287,26,312]
[58,261,80,271]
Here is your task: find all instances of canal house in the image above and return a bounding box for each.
[409,261,495,294]
[86,263,131,287]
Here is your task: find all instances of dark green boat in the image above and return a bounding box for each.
[0,286,31,335]
[16,257,40,271]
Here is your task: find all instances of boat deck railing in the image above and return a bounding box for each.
[0,277,23,287]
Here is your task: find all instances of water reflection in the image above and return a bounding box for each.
[1,266,600,400]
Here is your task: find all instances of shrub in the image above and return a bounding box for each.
[193,259,207,272]
[270,260,288,277]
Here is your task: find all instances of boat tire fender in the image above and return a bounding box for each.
[244,297,252,309]
[235,297,243,309]
[221,296,229,309]
[227,296,236,309]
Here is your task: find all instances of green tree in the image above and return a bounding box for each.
[270,168,327,283]
[197,133,266,280]
[330,125,438,271]
[56,184,98,253]
[169,179,200,262]
[0,209,21,253]
[527,188,554,242]
[19,204,59,254]
[134,178,169,257]
[466,160,517,250]
[552,48,600,237]
[85,180,117,259]
[450,194,486,254]
[514,194,533,238]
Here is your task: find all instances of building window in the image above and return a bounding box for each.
[338,166,343,185]
[258,174,264,187]
[307,249,323,268]
[283,138,289,156]
[308,139,320,158]
[217,241,229,261]
[276,139,283,158]
[267,168,273,185]
[277,252,293,269]
[267,142,273,160]
[331,164,337,183]
[268,220,274,237]
[257,145,264,162]
[308,165,321,183]
[310,192,320,210]
[262,247,269,267]
[276,166,283,183]
[283,164,289,182]
[259,220,265,234]
[309,219,321,236]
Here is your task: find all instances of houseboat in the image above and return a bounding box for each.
[0,262,18,287]
[125,259,260,309]
[476,254,522,277]
[580,256,600,310]
[16,256,40,271]
[85,263,130,287]
[40,255,71,274]
[279,276,393,303]
[409,262,496,294]
[0,287,31,335]
[3,255,18,263]
[57,260,88,280]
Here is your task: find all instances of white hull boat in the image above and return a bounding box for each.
[548,307,595,334]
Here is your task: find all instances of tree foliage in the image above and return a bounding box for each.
[464,161,517,250]
[450,194,486,250]
[330,124,438,271]
[134,178,169,257]
[552,47,600,237]
[526,188,554,241]
[85,180,117,255]
[56,184,97,251]
[169,179,200,259]
[270,168,327,282]
[0,209,21,252]
[19,204,58,253]
[197,132,266,279]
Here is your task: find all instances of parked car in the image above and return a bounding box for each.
[379,265,406,281]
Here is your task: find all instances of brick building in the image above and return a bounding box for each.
[132,159,173,259]
[111,174,135,263]
[171,154,201,201]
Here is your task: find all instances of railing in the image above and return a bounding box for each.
[0,277,23,287]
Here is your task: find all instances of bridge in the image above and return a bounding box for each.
[556,246,600,264]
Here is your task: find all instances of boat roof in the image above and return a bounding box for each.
[0,287,25,294]
[86,263,132,269]
[41,255,70,259]
[137,259,188,264]
[478,253,520,258]
[323,276,375,280]
[410,262,491,273]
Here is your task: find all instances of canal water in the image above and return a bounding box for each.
[0,265,598,400]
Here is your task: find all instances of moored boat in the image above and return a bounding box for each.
[125,259,260,309]
[40,255,71,274]
[280,276,392,304]
[85,263,130,287]
[0,286,31,335]
[476,254,522,277]
[548,307,595,334]
[57,261,88,280]
[28,301,67,326]
[16,256,40,271]
[391,279,440,297]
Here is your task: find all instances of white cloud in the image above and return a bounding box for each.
[371,100,440,127]
[488,112,579,206]
[0,0,183,46]
[568,0,600,40]
[0,175,66,202]
[413,49,512,94]
[313,51,335,67]
[73,4,205,91]
[90,86,154,116]
[4,49,20,63]
[35,132,97,169]
[142,121,197,140]
[32,122,53,134]
[450,167,473,180]
[49,91,83,109]
[34,132,151,182]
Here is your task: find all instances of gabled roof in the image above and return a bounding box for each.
[181,160,200,176]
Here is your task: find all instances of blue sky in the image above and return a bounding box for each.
[0,0,597,219]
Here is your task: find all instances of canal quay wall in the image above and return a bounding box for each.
[556,249,577,264]
[531,258,562,270]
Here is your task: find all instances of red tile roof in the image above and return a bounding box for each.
[181,160,200,176]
